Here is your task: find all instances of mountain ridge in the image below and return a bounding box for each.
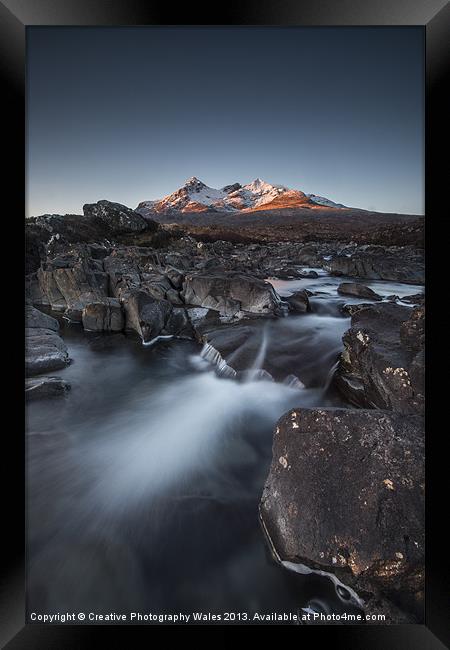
[136,177,348,218]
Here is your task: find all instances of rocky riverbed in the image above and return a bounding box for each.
[25,201,424,623]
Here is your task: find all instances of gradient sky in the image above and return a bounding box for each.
[27,27,424,217]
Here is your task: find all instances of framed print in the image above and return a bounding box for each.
[1,0,449,646]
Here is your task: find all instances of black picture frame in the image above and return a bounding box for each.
[2,0,448,646]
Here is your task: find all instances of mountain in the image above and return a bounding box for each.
[305,194,347,208]
[136,177,348,218]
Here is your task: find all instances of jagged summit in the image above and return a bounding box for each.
[184,176,205,187]
[245,178,279,190]
[136,178,348,216]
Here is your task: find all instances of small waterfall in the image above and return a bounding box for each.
[242,326,270,382]
[240,368,274,383]
[250,325,268,372]
[322,359,340,394]
[142,334,174,347]
[283,374,305,389]
[200,342,237,378]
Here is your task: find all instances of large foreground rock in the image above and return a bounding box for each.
[181,272,284,317]
[260,407,424,619]
[334,303,424,414]
[83,200,150,234]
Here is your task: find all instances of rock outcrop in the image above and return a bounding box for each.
[81,298,124,332]
[181,272,284,318]
[121,290,173,342]
[25,376,71,400]
[83,200,150,234]
[260,407,424,620]
[325,246,424,284]
[334,303,424,414]
[337,282,382,301]
[285,289,311,313]
[35,249,109,318]
[24,197,425,622]
[25,307,70,376]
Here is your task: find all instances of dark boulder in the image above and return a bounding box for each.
[334,303,424,414]
[285,289,311,313]
[399,305,424,353]
[104,247,155,297]
[340,303,373,317]
[81,298,124,332]
[181,272,283,318]
[401,293,425,305]
[185,307,222,339]
[165,308,195,339]
[222,183,242,194]
[83,200,151,234]
[103,248,186,306]
[325,247,424,284]
[267,267,305,280]
[121,290,173,342]
[25,327,70,376]
[198,257,225,272]
[337,282,382,301]
[260,407,424,620]
[25,306,70,376]
[25,376,71,400]
[164,266,185,290]
[298,269,319,278]
[295,244,324,266]
[25,305,59,332]
[35,251,109,316]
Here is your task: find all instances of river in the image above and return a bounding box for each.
[26,275,423,623]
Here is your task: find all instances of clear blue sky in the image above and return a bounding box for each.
[27,27,424,216]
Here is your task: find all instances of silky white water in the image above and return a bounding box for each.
[26,275,422,618]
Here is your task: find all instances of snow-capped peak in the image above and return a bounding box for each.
[135,177,349,216]
[184,176,205,187]
[249,177,265,188]
[244,178,281,192]
[306,193,347,208]
[237,178,288,208]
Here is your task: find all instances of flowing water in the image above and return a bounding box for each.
[26,275,423,624]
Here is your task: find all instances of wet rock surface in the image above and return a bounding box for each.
[82,298,124,332]
[121,289,174,343]
[260,407,424,621]
[25,306,71,377]
[25,203,425,621]
[181,272,284,318]
[26,376,71,400]
[285,289,311,313]
[337,282,382,301]
[334,303,424,414]
[25,326,70,376]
